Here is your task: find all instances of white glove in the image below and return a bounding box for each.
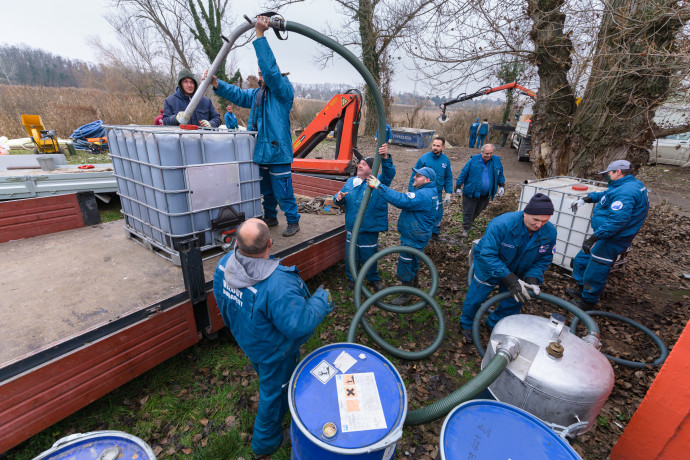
[443,193,451,205]
[176,111,189,125]
[571,198,585,213]
[455,187,462,196]
[524,283,541,296]
[496,186,505,197]
[199,120,212,128]
[516,279,533,301]
[367,176,381,189]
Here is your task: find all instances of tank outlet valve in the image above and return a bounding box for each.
[322,422,337,439]
[497,337,520,361]
[546,341,565,359]
[582,333,602,350]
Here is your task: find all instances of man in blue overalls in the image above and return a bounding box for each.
[368,167,439,305]
[469,118,480,148]
[460,193,557,343]
[408,137,453,242]
[333,144,395,292]
[213,218,333,456]
[205,16,300,237]
[569,160,649,310]
[476,118,490,149]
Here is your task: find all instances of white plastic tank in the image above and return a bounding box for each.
[519,176,607,270]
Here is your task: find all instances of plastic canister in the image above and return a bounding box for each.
[440,400,581,460]
[289,343,407,460]
[33,430,156,459]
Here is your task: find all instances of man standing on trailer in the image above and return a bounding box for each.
[459,193,557,344]
[333,144,395,292]
[455,144,505,237]
[367,167,439,306]
[408,137,453,242]
[205,15,301,237]
[568,160,649,310]
[213,218,333,456]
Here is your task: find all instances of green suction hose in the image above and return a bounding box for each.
[282,19,503,427]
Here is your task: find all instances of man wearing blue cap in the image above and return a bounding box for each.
[408,137,454,242]
[568,160,649,310]
[460,193,557,343]
[469,118,480,148]
[368,166,439,305]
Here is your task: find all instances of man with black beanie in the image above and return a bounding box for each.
[459,193,557,343]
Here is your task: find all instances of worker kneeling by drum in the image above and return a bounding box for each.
[460,193,557,344]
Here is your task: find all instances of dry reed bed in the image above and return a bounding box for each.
[0,85,506,148]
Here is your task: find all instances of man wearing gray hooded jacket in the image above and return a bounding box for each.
[163,68,221,128]
[213,218,332,456]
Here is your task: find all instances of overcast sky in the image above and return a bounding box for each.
[1,0,432,94]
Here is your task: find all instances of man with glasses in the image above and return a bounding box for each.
[455,144,506,237]
[204,15,300,237]
[568,160,649,310]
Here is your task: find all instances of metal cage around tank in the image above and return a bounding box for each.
[106,126,262,264]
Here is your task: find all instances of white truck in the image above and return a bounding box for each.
[511,103,533,162]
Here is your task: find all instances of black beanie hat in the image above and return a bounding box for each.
[524,193,554,215]
[364,157,374,169]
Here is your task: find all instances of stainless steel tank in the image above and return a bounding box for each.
[481,313,614,437]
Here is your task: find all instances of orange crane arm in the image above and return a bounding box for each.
[292,92,362,175]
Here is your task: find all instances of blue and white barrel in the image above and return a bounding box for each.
[34,430,156,459]
[440,400,581,459]
[289,343,407,460]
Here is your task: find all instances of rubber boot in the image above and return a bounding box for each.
[390,277,417,306]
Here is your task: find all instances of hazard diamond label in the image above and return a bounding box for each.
[310,360,338,384]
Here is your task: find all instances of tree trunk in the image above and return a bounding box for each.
[358,0,382,135]
[527,0,577,178]
[530,0,689,178]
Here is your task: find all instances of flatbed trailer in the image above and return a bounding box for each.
[0,174,345,453]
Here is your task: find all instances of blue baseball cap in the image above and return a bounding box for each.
[598,160,631,174]
[412,166,436,181]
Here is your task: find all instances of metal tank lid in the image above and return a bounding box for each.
[485,314,614,401]
[440,400,581,460]
[289,342,407,454]
[34,430,156,460]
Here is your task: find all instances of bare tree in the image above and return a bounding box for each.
[408,0,690,177]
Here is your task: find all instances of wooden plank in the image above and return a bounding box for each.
[292,174,344,197]
[0,194,84,243]
[0,302,199,453]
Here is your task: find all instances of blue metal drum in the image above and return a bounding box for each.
[289,343,407,460]
[440,400,581,460]
[33,430,156,460]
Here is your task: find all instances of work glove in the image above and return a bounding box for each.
[570,196,592,213]
[524,277,541,296]
[501,273,531,303]
[367,176,381,189]
[496,187,505,197]
[582,235,598,255]
[443,193,451,205]
[199,120,212,128]
[318,284,334,310]
[175,111,188,124]
[455,187,462,196]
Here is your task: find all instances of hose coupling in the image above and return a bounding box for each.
[496,336,520,361]
[582,333,601,350]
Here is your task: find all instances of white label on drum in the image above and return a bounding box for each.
[333,351,357,374]
[310,360,338,384]
[336,372,387,432]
